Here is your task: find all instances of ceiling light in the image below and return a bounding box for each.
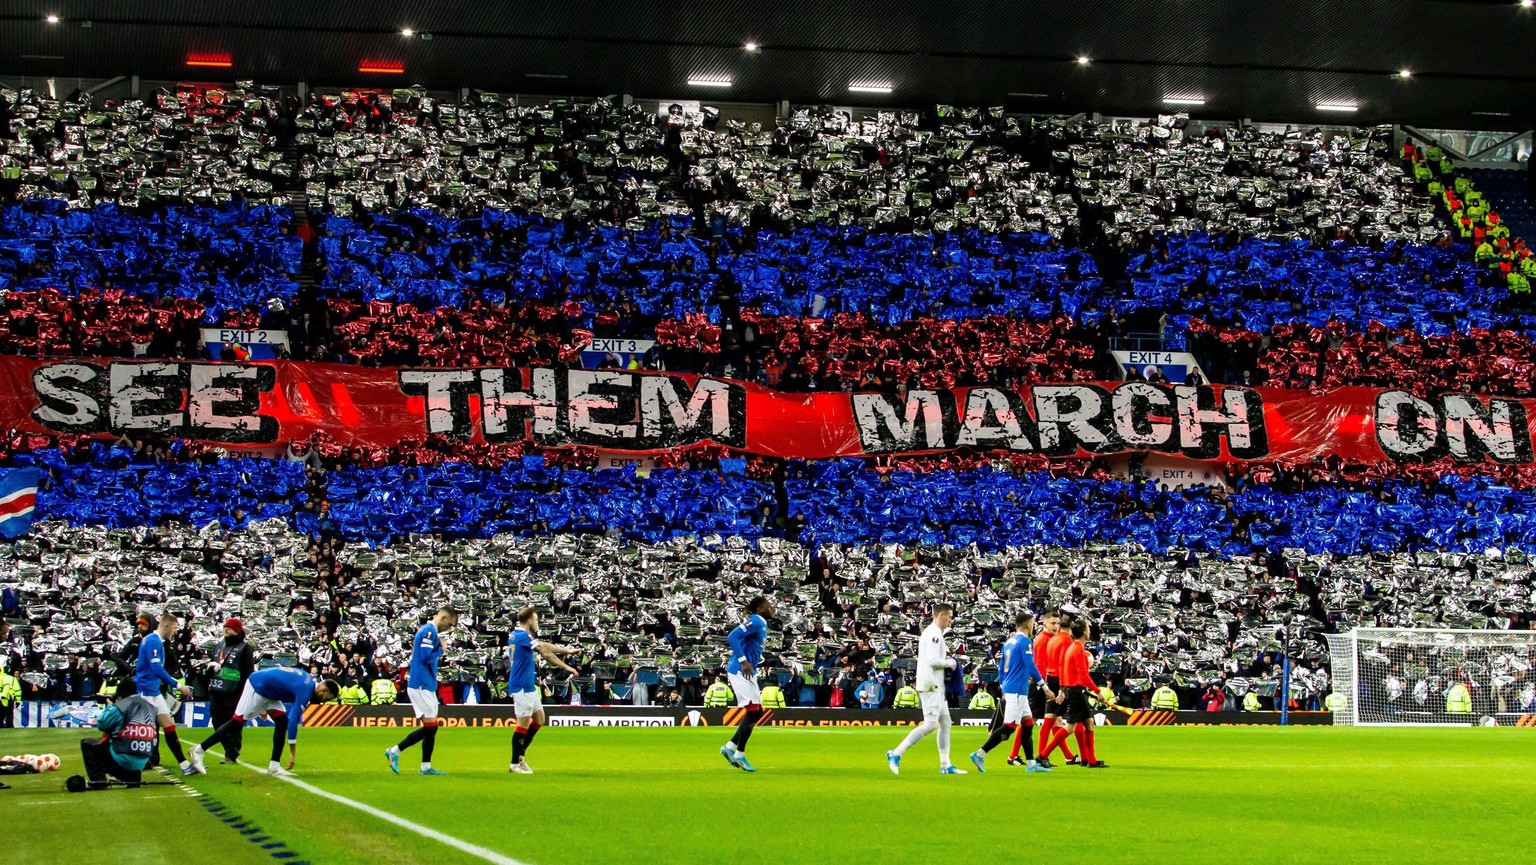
[687,77,732,88]
[1472,111,1512,117]
[400,27,414,37]
[525,73,568,80]
[1397,69,1413,79]
[848,83,893,94]
[1523,0,1534,8]
[45,13,59,22]
[358,61,405,74]
[1162,96,1206,106]
[743,42,759,52]
[1076,56,1091,65]
[1008,92,1050,98]
[1316,102,1358,112]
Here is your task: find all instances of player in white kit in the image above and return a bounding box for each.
[886,603,966,775]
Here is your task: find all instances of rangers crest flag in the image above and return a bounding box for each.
[0,467,39,539]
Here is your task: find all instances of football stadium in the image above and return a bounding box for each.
[2,2,1535,863]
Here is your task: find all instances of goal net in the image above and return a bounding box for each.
[1325,629,1536,726]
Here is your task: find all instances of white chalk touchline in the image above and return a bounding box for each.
[230,761,534,865]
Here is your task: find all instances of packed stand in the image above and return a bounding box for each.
[0,82,298,208]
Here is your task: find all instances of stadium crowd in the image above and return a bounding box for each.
[2,85,1535,723]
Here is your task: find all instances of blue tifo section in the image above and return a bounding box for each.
[1121,234,1530,336]
[320,210,1099,324]
[0,202,302,319]
[10,201,1532,334]
[23,450,1536,554]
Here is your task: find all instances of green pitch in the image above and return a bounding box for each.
[4,725,1532,865]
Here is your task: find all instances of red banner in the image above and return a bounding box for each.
[1,357,1532,466]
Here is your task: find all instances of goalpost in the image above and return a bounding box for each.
[1325,628,1536,726]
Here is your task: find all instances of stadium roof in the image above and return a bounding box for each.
[4,0,1535,130]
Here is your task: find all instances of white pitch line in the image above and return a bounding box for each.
[20,794,187,805]
[231,761,533,865]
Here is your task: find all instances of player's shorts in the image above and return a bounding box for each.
[406,687,440,720]
[1062,686,1094,725]
[510,689,542,718]
[727,672,761,707]
[1002,693,1034,725]
[139,693,171,717]
[1029,681,1049,718]
[234,681,284,720]
[918,688,951,722]
[1038,676,1064,717]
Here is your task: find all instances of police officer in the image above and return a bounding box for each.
[1243,690,1263,712]
[967,684,996,711]
[761,682,787,709]
[205,618,255,763]
[370,674,399,705]
[0,659,20,729]
[1446,680,1473,715]
[1150,681,1180,710]
[1324,691,1348,714]
[893,680,920,709]
[703,676,734,708]
[340,681,370,705]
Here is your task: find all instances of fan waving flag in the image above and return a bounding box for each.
[0,467,39,539]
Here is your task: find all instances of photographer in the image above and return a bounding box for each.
[77,693,160,790]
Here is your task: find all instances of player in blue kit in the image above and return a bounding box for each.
[191,667,339,776]
[720,596,773,772]
[134,612,196,775]
[970,613,1051,773]
[386,607,459,776]
[508,606,579,774]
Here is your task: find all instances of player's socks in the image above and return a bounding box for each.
[1082,729,1098,765]
[1043,725,1072,761]
[935,716,952,766]
[1037,718,1053,755]
[421,723,438,765]
[396,726,429,754]
[892,719,937,756]
[979,722,1015,754]
[1072,724,1089,761]
[1008,723,1025,760]
[270,722,287,764]
[200,716,243,753]
[1041,718,1076,761]
[511,726,528,763]
[163,727,188,764]
[1021,719,1035,761]
[524,723,541,757]
[729,706,763,751]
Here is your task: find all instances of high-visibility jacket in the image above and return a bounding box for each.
[1150,686,1179,710]
[761,685,786,708]
[0,671,20,704]
[1446,683,1473,714]
[968,690,996,710]
[1243,692,1262,712]
[340,684,370,705]
[1324,692,1348,713]
[893,685,920,708]
[370,678,399,705]
[703,682,734,707]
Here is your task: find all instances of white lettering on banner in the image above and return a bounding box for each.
[31,361,280,442]
[547,717,676,727]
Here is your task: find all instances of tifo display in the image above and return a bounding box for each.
[1,64,1534,865]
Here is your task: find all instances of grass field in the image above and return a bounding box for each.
[4,724,1534,865]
